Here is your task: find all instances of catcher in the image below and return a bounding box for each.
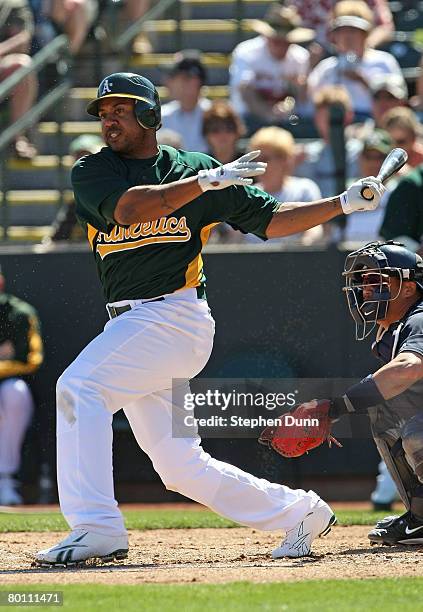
[260,241,423,546]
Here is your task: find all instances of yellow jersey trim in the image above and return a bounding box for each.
[184,223,218,288]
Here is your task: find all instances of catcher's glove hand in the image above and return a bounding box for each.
[258,399,342,458]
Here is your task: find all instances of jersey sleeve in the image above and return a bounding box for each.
[202,181,280,240]
[380,179,422,242]
[0,310,43,379]
[398,312,423,357]
[71,153,130,233]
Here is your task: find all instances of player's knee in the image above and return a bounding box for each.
[402,417,423,479]
[0,379,33,417]
[56,370,78,425]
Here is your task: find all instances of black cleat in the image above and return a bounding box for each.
[369,511,423,545]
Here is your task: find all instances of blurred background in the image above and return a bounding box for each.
[1,0,422,508]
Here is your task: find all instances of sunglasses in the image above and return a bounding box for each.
[205,123,237,134]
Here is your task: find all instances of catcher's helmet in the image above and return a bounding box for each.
[343,241,423,340]
[86,72,161,130]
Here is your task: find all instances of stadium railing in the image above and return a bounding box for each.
[0,34,72,241]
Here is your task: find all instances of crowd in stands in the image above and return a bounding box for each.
[1,0,423,251]
[157,0,423,250]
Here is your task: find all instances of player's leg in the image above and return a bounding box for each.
[124,383,335,558]
[369,415,423,545]
[0,379,34,505]
[36,292,214,564]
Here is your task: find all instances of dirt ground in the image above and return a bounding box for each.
[1,526,423,584]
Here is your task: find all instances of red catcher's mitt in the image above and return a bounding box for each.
[258,399,342,458]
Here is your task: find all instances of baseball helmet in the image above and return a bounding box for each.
[86,72,161,130]
[343,241,423,340]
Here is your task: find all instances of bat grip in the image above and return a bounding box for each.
[360,185,375,201]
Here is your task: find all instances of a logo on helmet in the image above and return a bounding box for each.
[101,79,113,95]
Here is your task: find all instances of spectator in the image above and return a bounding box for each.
[161,50,211,153]
[124,0,150,22]
[201,101,247,244]
[344,130,394,243]
[229,4,314,133]
[295,85,360,198]
[246,126,324,245]
[381,107,423,169]
[122,0,152,54]
[347,74,408,140]
[380,166,423,253]
[308,1,405,120]
[42,134,103,244]
[285,0,394,49]
[0,0,38,158]
[203,100,246,164]
[42,0,98,55]
[0,266,43,505]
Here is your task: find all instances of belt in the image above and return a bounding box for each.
[106,285,206,320]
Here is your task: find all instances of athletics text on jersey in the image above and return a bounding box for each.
[71,145,279,301]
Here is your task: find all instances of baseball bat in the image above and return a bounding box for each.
[361,148,408,200]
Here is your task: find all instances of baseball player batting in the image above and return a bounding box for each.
[34,73,385,566]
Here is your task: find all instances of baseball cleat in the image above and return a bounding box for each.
[374,512,404,529]
[368,511,423,545]
[34,530,128,567]
[272,499,336,558]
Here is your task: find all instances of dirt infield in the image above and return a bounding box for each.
[1,527,423,584]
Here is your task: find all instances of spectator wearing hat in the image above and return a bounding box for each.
[285,0,393,49]
[229,4,314,133]
[203,100,246,164]
[381,107,423,170]
[345,130,395,243]
[42,134,103,244]
[347,74,408,140]
[308,0,404,120]
[161,50,211,153]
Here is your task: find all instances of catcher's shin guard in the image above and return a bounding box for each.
[373,436,423,515]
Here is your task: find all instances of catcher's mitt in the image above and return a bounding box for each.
[258,399,342,458]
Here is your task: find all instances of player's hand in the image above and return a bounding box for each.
[340,176,386,214]
[197,150,267,192]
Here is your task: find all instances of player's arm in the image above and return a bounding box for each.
[327,350,423,421]
[114,176,203,225]
[372,351,423,399]
[266,177,386,239]
[114,151,267,225]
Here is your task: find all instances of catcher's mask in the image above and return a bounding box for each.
[343,241,423,340]
[86,72,161,130]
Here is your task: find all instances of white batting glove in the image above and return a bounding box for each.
[340,176,386,214]
[197,150,267,192]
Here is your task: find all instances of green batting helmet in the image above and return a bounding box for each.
[86,72,161,130]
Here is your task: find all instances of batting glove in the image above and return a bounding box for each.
[197,150,267,192]
[340,176,386,214]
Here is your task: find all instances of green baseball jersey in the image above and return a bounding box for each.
[0,293,43,380]
[71,145,280,302]
[380,165,423,243]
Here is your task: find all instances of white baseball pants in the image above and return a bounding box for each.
[0,378,34,475]
[56,288,321,536]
